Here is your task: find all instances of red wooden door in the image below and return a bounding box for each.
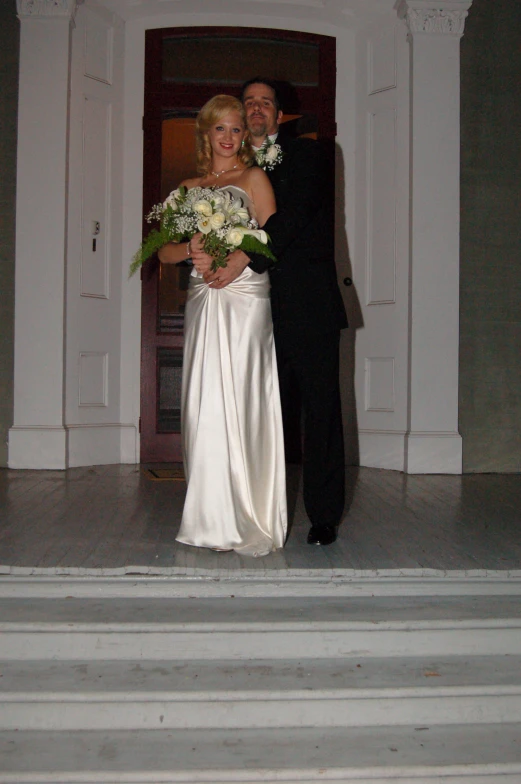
[140,27,336,462]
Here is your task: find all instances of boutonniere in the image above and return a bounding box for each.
[255,138,284,171]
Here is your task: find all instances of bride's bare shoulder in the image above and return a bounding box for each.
[241,166,270,186]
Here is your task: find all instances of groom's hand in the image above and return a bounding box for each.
[205,250,250,289]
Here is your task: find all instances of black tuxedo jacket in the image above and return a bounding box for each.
[249,132,347,337]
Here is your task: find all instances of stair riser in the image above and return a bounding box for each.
[3,693,521,731]
[3,575,521,598]
[2,627,521,660]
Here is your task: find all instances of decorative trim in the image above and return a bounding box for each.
[396,1,472,37]
[16,0,83,20]
[78,351,108,407]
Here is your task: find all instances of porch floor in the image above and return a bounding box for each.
[0,464,520,574]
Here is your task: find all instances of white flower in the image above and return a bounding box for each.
[163,189,180,208]
[255,139,284,171]
[243,228,268,245]
[234,207,250,223]
[197,217,213,235]
[209,211,226,230]
[212,193,224,206]
[226,227,245,246]
[193,199,213,217]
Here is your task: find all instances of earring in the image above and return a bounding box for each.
[241,140,245,147]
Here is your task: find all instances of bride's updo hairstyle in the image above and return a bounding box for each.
[195,95,254,175]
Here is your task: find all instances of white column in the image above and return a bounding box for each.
[9,0,81,469]
[397,0,471,473]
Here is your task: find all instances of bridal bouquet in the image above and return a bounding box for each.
[129,185,276,278]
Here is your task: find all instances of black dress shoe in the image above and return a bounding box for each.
[307,525,338,545]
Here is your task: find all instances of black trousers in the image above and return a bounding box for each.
[274,329,345,529]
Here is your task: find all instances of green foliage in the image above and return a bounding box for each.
[240,234,277,263]
[128,225,180,279]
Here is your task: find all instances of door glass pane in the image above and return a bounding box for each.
[162,37,319,87]
[157,347,183,432]
[158,116,198,333]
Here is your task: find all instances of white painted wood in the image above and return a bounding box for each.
[78,352,108,406]
[3,574,521,598]
[64,3,131,467]
[398,0,472,474]
[8,4,78,469]
[355,14,411,472]
[84,5,114,84]
[1,725,521,782]
[0,562,520,781]
[3,656,521,731]
[66,423,137,467]
[80,95,110,298]
[9,0,132,469]
[2,596,521,661]
[5,621,521,661]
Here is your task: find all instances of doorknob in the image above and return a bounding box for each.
[343,277,352,287]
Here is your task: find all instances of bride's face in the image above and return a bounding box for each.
[208,111,245,160]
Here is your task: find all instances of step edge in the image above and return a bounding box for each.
[2,572,521,600]
[3,618,521,632]
[3,685,521,702]
[1,761,521,783]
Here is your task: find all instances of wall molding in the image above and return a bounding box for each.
[16,0,83,20]
[8,426,68,469]
[67,423,137,467]
[396,1,471,37]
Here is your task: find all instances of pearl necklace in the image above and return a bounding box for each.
[211,164,238,178]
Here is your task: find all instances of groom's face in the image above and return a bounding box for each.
[243,83,283,141]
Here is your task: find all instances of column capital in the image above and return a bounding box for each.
[16,0,83,21]
[396,0,472,37]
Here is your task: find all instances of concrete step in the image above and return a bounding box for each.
[2,655,521,731]
[1,595,521,660]
[2,573,521,598]
[0,725,520,783]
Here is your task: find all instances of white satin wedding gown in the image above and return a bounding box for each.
[176,185,287,557]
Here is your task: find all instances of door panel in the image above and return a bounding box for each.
[354,19,410,469]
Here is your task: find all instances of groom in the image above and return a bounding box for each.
[205,77,347,545]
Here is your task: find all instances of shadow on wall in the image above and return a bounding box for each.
[335,141,363,467]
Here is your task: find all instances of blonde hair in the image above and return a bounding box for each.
[195,95,254,175]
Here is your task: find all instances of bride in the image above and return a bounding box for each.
[158,95,287,557]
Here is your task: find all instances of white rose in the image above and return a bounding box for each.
[266,145,279,162]
[193,199,213,217]
[226,227,245,246]
[212,193,224,206]
[209,211,226,230]
[197,217,213,235]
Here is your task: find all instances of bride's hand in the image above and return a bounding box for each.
[190,233,213,275]
[204,250,250,289]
